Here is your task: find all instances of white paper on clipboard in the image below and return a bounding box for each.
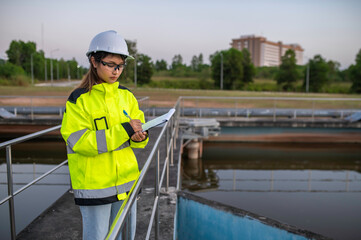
[142,108,175,131]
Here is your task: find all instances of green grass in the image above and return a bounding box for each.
[0,77,359,109]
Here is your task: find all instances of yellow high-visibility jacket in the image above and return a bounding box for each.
[61,82,148,205]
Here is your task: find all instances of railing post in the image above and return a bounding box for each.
[312,100,315,121]
[235,100,238,119]
[273,99,277,122]
[155,149,160,240]
[181,98,184,117]
[196,98,199,118]
[171,136,174,167]
[6,145,16,240]
[166,123,170,192]
[31,97,34,120]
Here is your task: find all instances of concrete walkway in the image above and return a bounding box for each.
[17,127,180,240]
[35,80,81,87]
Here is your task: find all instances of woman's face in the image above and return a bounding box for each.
[92,54,125,84]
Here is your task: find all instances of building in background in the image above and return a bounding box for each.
[231,35,304,67]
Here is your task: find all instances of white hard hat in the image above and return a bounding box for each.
[86,30,134,60]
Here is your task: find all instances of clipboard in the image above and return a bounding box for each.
[142,108,175,131]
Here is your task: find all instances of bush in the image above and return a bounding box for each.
[255,66,278,79]
[148,77,214,90]
[0,61,31,86]
[0,61,26,78]
[0,74,31,86]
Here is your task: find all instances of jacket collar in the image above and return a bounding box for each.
[92,82,120,93]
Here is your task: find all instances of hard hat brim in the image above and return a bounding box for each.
[86,51,134,60]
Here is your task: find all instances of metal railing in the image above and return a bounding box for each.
[4,96,358,238]
[0,95,157,239]
[183,169,361,193]
[0,96,149,119]
[106,99,181,240]
[179,96,361,121]
[0,125,66,240]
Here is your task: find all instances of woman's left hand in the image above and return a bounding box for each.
[131,131,148,142]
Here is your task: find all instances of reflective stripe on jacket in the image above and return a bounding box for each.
[60,82,148,205]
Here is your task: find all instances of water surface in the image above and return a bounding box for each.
[182,141,361,240]
[0,140,69,239]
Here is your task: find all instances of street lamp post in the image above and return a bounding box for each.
[134,59,137,88]
[67,63,71,81]
[30,53,34,85]
[50,48,59,85]
[220,52,223,90]
[57,62,59,81]
[306,63,310,93]
[44,59,47,82]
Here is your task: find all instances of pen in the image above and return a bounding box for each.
[123,110,132,120]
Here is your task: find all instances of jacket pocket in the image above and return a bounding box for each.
[91,111,109,130]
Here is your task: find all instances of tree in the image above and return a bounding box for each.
[211,48,243,90]
[171,54,183,70]
[120,39,138,82]
[136,54,153,85]
[155,59,168,71]
[327,60,342,82]
[6,40,37,75]
[67,58,79,79]
[4,39,86,82]
[275,49,298,90]
[126,39,138,57]
[241,48,254,85]
[303,55,329,92]
[170,54,191,77]
[191,53,204,72]
[350,49,361,93]
[0,61,26,79]
[32,50,45,80]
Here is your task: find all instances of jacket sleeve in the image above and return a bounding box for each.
[61,100,132,157]
[129,94,149,149]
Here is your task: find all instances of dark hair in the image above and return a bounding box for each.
[77,51,126,92]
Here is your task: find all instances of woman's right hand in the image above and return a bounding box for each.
[129,119,143,132]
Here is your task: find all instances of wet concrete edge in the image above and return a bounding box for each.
[177,190,332,240]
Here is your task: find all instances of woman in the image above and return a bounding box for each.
[61,30,148,240]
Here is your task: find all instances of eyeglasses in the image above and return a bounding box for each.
[100,61,127,71]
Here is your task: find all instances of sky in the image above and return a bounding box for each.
[0,0,360,69]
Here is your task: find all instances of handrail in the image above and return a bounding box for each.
[106,123,168,240]
[178,96,361,122]
[0,96,149,119]
[0,124,66,240]
[0,160,68,206]
[180,96,361,101]
[4,95,358,239]
[106,99,181,240]
[0,95,150,240]
[0,125,61,149]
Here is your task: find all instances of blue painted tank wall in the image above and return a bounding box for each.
[176,195,309,240]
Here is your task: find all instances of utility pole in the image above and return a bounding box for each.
[220,52,223,90]
[44,59,47,82]
[50,48,59,85]
[31,53,34,85]
[134,59,137,88]
[57,62,59,80]
[306,63,310,93]
[67,64,71,81]
[50,60,53,84]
